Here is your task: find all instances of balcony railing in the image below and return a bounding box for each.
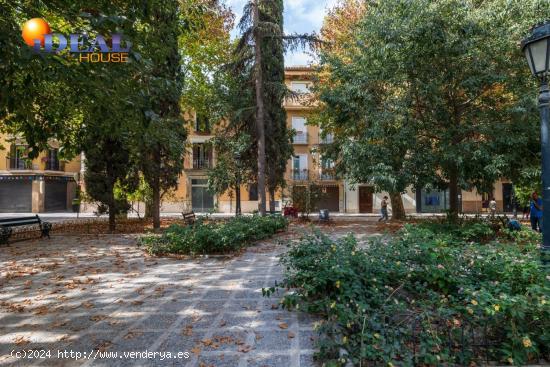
[320,134,334,144]
[45,160,65,171]
[292,169,309,181]
[293,133,308,144]
[193,159,212,169]
[319,170,336,181]
[6,158,31,170]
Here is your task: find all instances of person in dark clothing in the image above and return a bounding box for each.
[530,192,543,232]
[379,196,389,222]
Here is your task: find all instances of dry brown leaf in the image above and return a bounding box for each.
[191,346,201,355]
[96,341,112,352]
[81,301,94,309]
[278,322,288,329]
[237,344,252,353]
[219,320,226,327]
[288,332,296,339]
[124,331,142,340]
[33,305,49,315]
[14,336,30,345]
[183,325,193,336]
[90,315,107,322]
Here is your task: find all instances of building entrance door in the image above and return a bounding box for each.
[191,179,214,212]
[358,186,373,213]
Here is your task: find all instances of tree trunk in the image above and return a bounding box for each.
[152,150,161,230]
[389,191,405,220]
[448,169,460,220]
[235,183,241,216]
[144,201,153,218]
[254,0,267,216]
[269,188,275,213]
[108,186,116,232]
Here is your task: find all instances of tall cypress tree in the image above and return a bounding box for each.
[261,0,293,213]
[232,0,316,215]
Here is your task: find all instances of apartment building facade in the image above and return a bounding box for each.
[0,66,514,214]
[0,135,80,213]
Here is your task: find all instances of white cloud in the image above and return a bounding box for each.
[224,0,337,66]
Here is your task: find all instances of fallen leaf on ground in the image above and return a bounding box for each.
[278,322,288,329]
[81,301,94,309]
[96,341,112,352]
[183,325,193,336]
[288,332,295,339]
[90,315,107,322]
[237,344,252,353]
[14,336,30,345]
[191,346,201,355]
[124,331,142,340]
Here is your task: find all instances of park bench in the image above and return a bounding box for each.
[181,211,196,225]
[0,215,52,245]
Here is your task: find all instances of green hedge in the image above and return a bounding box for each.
[266,222,549,366]
[139,215,288,255]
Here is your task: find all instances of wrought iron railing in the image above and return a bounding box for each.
[193,159,212,169]
[45,160,65,171]
[319,170,336,180]
[6,157,31,170]
[292,169,308,181]
[293,133,308,144]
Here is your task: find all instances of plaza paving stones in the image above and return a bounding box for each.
[0,227,340,367]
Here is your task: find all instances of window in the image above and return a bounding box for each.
[291,82,310,94]
[9,144,28,170]
[195,112,211,133]
[292,155,308,180]
[248,183,258,201]
[292,117,308,143]
[46,149,61,171]
[192,144,212,169]
[291,116,307,133]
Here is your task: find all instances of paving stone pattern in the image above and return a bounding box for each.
[0,234,321,367]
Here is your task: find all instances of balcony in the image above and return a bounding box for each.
[319,170,336,181]
[45,160,65,171]
[292,169,309,181]
[193,159,212,169]
[293,132,308,144]
[319,134,334,144]
[6,158,31,170]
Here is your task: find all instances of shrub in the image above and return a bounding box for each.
[267,224,549,366]
[139,214,288,256]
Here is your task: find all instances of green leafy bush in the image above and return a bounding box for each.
[268,224,549,366]
[139,214,288,255]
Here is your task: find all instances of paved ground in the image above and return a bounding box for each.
[0,223,383,367]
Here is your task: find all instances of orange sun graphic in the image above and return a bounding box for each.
[22,18,51,47]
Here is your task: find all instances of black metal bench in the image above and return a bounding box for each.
[181,211,196,225]
[0,215,52,245]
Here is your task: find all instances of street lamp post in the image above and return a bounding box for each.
[521,20,550,264]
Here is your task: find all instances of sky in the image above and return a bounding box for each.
[225,0,339,66]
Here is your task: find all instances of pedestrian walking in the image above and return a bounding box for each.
[530,192,543,232]
[379,196,389,222]
[489,197,497,218]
